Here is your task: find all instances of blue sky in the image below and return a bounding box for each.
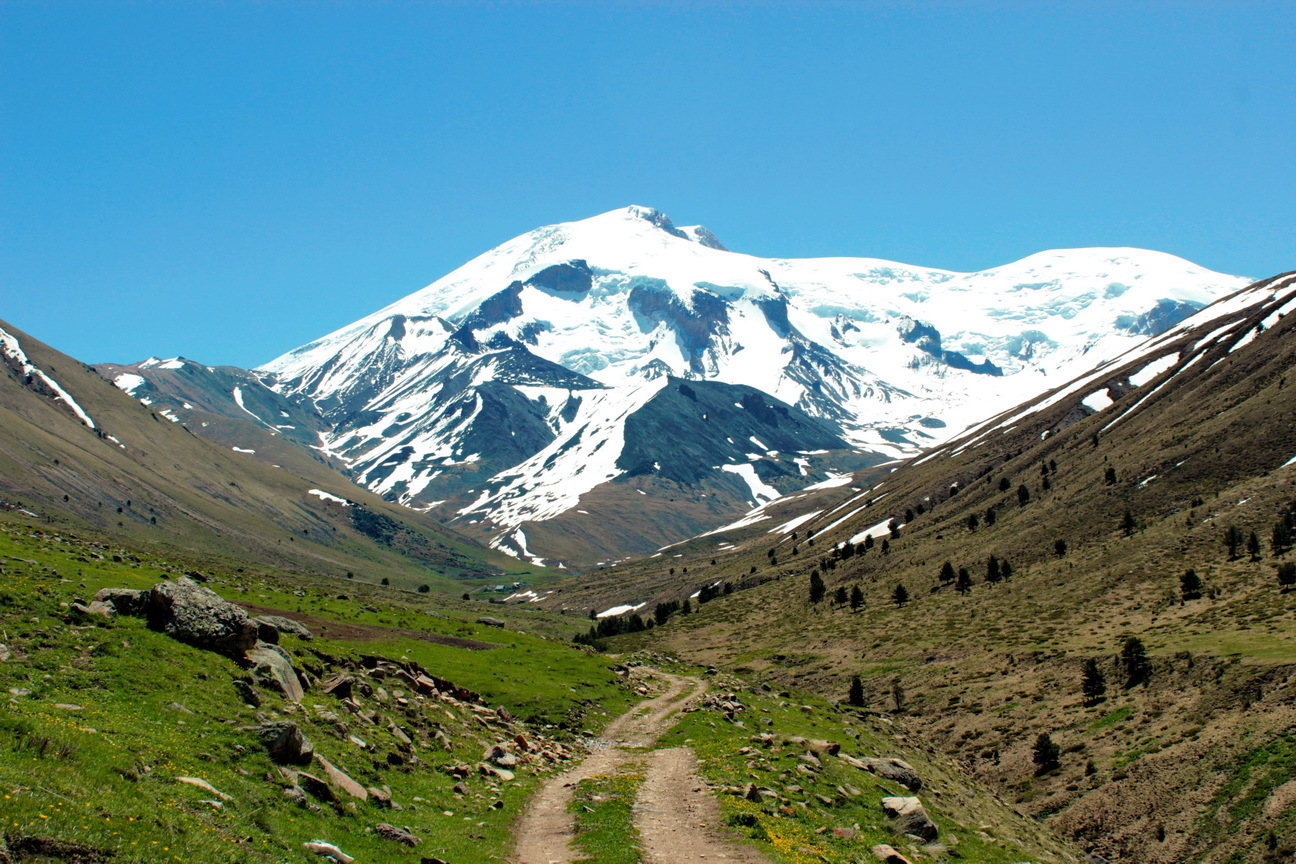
[2,1,1292,368]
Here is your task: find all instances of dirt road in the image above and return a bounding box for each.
[509,671,771,864]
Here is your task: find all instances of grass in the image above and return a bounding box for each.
[0,521,633,863]
[569,764,646,864]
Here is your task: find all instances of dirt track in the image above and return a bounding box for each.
[509,671,771,864]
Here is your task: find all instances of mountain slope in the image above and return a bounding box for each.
[545,270,1296,863]
[113,206,1247,565]
[0,319,525,587]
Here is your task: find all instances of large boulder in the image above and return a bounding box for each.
[880,796,938,841]
[840,755,923,792]
[246,642,305,702]
[258,721,314,765]
[255,615,314,641]
[146,578,258,657]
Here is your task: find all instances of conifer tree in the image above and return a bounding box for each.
[1180,568,1203,601]
[1032,733,1061,774]
[1248,530,1263,562]
[1277,562,1296,590]
[847,675,865,707]
[1001,560,1014,581]
[834,585,849,605]
[939,561,956,583]
[850,585,864,611]
[1122,636,1151,687]
[1018,484,1031,505]
[986,555,1002,584]
[1123,510,1136,536]
[892,583,909,607]
[956,567,972,594]
[809,571,826,604]
[1225,525,1243,560]
[1081,658,1106,705]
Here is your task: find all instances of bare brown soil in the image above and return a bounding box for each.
[235,602,499,649]
[509,670,771,864]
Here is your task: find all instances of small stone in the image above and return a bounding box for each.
[374,823,421,846]
[871,843,915,864]
[175,776,233,801]
[53,703,84,711]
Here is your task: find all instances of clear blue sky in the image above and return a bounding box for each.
[2,1,1292,368]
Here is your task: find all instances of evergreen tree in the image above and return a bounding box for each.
[1272,520,1294,556]
[986,555,1001,584]
[956,567,972,594]
[939,561,956,583]
[889,520,902,539]
[847,675,865,707]
[850,585,864,611]
[1277,562,1296,590]
[967,513,980,531]
[1081,659,1106,705]
[999,477,1012,492]
[1248,530,1263,562]
[1224,525,1243,560]
[881,539,891,555]
[985,507,997,526]
[1180,568,1203,601]
[1001,560,1014,581]
[418,584,430,593]
[1122,636,1151,687]
[1055,538,1068,557]
[892,583,909,607]
[1032,733,1061,774]
[863,534,875,550]
[1105,466,1118,485]
[809,571,826,604]
[1018,484,1031,505]
[682,599,692,615]
[834,585,849,605]
[1123,510,1136,536]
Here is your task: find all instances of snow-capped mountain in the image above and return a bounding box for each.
[111,206,1249,565]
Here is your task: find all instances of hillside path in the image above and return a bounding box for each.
[509,670,771,864]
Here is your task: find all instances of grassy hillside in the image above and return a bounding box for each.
[0,518,631,863]
[564,272,1296,862]
[0,319,539,591]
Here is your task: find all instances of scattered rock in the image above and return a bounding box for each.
[475,616,506,628]
[92,586,148,616]
[0,644,9,662]
[840,755,923,792]
[303,841,354,863]
[175,776,233,801]
[246,641,304,702]
[316,755,368,800]
[258,721,314,765]
[256,614,313,640]
[479,763,514,782]
[233,678,260,707]
[483,743,518,767]
[146,578,259,657]
[321,674,355,699]
[295,770,336,803]
[881,796,938,841]
[374,823,421,846]
[367,785,394,807]
[53,703,83,711]
[871,843,915,864]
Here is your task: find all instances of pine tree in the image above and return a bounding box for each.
[809,571,826,604]
[956,567,972,594]
[892,583,909,607]
[1081,659,1106,705]
[1001,560,1014,581]
[939,561,956,583]
[850,585,864,611]
[834,586,849,605]
[1032,733,1061,775]
[1273,520,1294,555]
[1105,466,1118,485]
[1018,484,1031,505]
[985,507,997,526]
[1248,530,1263,562]
[986,555,1002,584]
[1180,568,1203,601]
[847,675,865,707]
[1277,562,1296,590]
[999,477,1011,492]
[1225,525,1243,560]
[967,513,980,531]
[1122,510,1136,536]
[1122,636,1151,687]
[1055,538,1068,557]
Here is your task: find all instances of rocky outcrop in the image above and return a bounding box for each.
[91,586,148,616]
[146,577,259,657]
[246,642,305,702]
[880,796,938,841]
[254,614,314,642]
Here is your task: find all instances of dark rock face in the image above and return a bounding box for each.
[1115,298,1204,336]
[525,260,592,295]
[258,721,314,765]
[146,577,259,658]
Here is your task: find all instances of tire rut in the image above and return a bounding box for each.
[509,671,770,864]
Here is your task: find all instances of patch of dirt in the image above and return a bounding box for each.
[235,602,498,650]
[4,834,114,862]
[510,671,771,864]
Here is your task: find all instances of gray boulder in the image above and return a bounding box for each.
[258,721,314,765]
[255,615,313,641]
[246,641,305,702]
[880,796,938,841]
[146,578,258,657]
[93,587,149,616]
[475,617,506,629]
[839,755,923,792]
